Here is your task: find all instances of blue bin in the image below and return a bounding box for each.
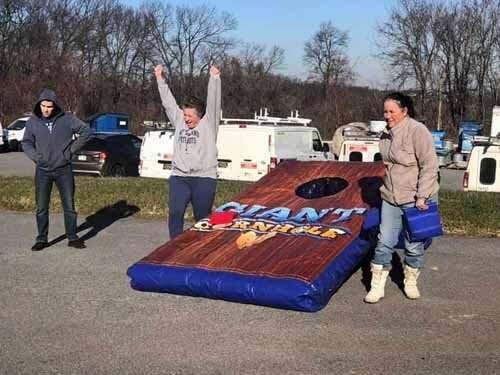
[459,121,483,132]
[460,133,475,152]
[431,131,446,151]
[86,113,130,134]
[402,202,444,242]
[458,122,482,152]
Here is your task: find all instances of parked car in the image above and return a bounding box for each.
[71,134,142,177]
[5,116,29,151]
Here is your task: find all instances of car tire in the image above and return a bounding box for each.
[105,163,126,177]
[9,140,20,152]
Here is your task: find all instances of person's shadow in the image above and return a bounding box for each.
[46,200,140,246]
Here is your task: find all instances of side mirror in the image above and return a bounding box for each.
[322,142,330,152]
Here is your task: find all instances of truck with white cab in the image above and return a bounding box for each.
[463,107,500,193]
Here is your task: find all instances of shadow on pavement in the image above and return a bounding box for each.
[46,200,140,246]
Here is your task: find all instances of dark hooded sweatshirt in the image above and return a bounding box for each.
[22,89,93,171]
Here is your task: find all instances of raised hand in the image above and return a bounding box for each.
[209,65,220,76]
[154,64,164,80]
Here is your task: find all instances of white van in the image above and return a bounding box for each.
[138,129,175,179]
[216,112,333,181]
[463,137,500,192]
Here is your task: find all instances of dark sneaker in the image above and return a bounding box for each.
[31,242,48,251]
[68,238,86,249]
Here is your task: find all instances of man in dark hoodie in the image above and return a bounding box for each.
[22,89,93,251]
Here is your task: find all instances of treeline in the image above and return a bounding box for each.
[0,0,382,139]
[378,0,500,135]
[1,0,499,139]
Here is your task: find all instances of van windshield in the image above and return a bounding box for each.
[275,131,312,158]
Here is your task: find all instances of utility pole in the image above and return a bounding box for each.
[437,73,444,131]
[437,88,442,131]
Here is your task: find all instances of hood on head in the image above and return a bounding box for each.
[33,89,62,119]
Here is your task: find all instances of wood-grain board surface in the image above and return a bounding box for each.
[138,161,385,283]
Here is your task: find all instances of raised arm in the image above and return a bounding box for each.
[204,66,221,129]
[154,64,183,127]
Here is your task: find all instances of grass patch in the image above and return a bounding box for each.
[0,176,251,221]
[439,190,500,237]
[0,176,498,237]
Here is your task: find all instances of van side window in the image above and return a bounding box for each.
[479,158,496,185]
[312,131,322,151]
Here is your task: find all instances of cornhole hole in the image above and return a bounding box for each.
[127,161,385,312]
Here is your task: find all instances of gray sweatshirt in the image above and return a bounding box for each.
[156,74,221,178]
[22,89,93,171]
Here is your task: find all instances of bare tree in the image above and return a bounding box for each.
[468,0,500,122]
[145,3,237,97]
[240,43,285,75]
[432,0,500,127]
[376,0,441,118]
[377,0,500,132]
[303,21,352,99]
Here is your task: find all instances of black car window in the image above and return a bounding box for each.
[8,120,26,130]
[84,138,106,150]
[105,135,140,154]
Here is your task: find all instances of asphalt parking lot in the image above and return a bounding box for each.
[1,211,499,375]
[0,152,498,374]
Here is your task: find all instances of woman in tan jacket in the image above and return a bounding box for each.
[364,92,439,303]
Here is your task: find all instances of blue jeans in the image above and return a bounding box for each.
[372,195,438,269]
[168,176,217,239]
[35,165,78,242]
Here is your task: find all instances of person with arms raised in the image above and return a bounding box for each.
[154,64,221,239]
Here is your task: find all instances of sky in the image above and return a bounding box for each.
[125,0,397,87]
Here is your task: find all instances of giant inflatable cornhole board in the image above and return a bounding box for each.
[127,161,385,312]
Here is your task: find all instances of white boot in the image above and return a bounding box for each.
[404,265,421,299]
[364,263,389,303]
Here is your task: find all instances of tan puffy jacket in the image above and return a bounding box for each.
[379,117,439,205]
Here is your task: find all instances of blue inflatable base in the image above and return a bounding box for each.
[127,233,373,312]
